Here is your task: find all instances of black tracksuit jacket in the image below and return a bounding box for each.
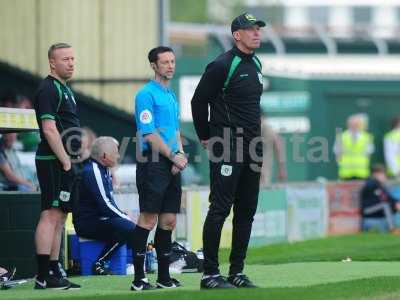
[191,46,264,156]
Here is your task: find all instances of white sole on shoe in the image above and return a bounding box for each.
[156,282,177,289]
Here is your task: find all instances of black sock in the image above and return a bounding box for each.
[96,242,121,264]
[154,227,172,282]
[36,254,50,281]
[129,225,150,281]
[49,260,59,276]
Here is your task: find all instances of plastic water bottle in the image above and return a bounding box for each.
[145,243,156,273]
[196,249,204,260]
[126,263,135,275]
[151,248,158,271]
[196,248,204,272]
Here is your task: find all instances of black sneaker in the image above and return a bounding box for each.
[171,278,181,287]
[34,275,70,290]
[49,265,81,290]
[200,275,235,289]
[130,278,155,291]
[65,279,81,290]
[156,277,181,289]
[92,261,113,275]
[49,262,67,279]
[228,273,257,288]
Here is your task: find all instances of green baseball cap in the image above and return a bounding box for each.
[231,13,266,33]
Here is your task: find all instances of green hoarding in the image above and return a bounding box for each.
[250,188,287,246]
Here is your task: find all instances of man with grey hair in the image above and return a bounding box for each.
[90,136,119,160]
[33,42,81,290]
[191,13,266,289]
[73,137,135,275]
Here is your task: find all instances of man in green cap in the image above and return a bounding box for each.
[191,12,266,289]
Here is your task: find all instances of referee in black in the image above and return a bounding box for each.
[191,13,266,289]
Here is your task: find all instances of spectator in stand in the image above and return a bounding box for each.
[0,133,35,191]
[0,90,17,108]
[15,94,32,109]
[80,127,97,161]
[260,115,287,187]
[360,164,400,233]
[15,95,40,152]
[384,116,400,178]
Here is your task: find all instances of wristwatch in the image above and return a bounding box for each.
[170,150,185,160]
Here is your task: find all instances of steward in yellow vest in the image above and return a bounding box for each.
[384,117,400,177]
[337,130,373,179]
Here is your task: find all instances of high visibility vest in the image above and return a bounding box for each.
[384,129,400,176]
[338,130,372,179]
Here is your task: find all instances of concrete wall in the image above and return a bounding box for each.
[0,0,159,112]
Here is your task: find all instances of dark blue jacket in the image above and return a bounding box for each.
[360,177,397,218]
[73,159,130,225]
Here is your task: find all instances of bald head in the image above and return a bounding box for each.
[91,137,120,167]
[347,114,366,132]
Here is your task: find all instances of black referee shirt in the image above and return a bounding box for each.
[34,75,81,159]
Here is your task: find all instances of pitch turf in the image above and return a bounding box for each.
[223,233,400,265]
[3,233,400,300]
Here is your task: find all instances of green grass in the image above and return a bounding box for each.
[4,272,400,300]
[220,233,400,265]
[3,233,400,300]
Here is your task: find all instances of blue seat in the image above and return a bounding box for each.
[78,237,127,275]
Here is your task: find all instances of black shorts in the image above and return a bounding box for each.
[35,159,78,212]
[136,152,182,214]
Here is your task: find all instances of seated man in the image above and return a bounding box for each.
[73,136,135,275]
[360,164,400,232]
[0,133,35,191]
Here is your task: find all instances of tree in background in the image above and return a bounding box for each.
[170,0,208,23]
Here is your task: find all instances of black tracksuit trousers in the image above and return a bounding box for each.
[202,156,261,275]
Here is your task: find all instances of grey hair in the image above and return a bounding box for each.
[91,136,119,160]
[48,43,72,59]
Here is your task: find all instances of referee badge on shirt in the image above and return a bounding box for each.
[140,109,152,124]
[221,164,233,177]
